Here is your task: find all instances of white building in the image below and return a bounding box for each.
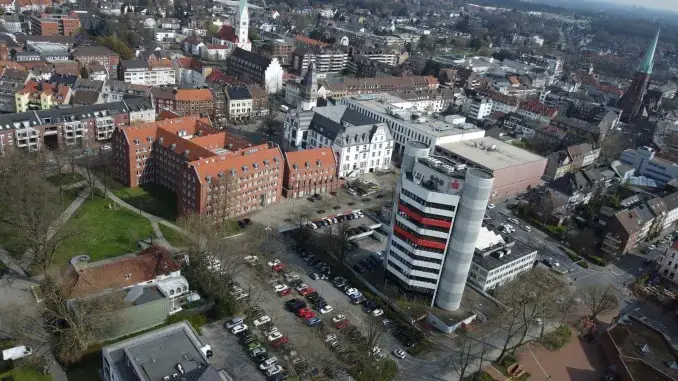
[284,105,393,177]
[173,57,207,88]
[124,98,156,124]
[462,96,492,120]
[468,227,538,291]
[340,95,485,159]
[657,242,678,284]
[210,0,252,53]
[284,62,317,111]
[120,59,176,86]
[225,86,253,121]
[620,146,678,185]
[385,146,495,309]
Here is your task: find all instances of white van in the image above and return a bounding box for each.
[259,357,278,370]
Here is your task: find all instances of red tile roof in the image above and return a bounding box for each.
[175,57,205,71]
[295,35,328,48]
[188,144,283,185]
[216,25,239,43]
[174,88,214,102]
[284,147,336,172]
[519,100,558,118]
[67,246,181,299]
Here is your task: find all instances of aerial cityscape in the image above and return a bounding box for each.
[0,0,677,380]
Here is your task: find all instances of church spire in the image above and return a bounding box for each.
[639,29,660,75]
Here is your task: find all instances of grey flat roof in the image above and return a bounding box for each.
[473,236,536,271]
[103,322,216,381]
[435,136,546,171]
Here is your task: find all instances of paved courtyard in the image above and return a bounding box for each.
[517,333,606,381]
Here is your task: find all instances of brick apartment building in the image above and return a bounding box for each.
[150,87,215,116]
[282,147,338,199]
[72,45,120,79]
[112,116,285,219]
[254,39,294,66]
[30,14,80,36]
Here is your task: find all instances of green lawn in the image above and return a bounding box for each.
[0,366,52,381]
[110,183,177,221]
[46,172,84,188]
[54,195,154,265]
[159,224,184,247]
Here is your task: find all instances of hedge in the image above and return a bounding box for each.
[540,324,572,351]
[167,310,207,334]
[577,261,589,268]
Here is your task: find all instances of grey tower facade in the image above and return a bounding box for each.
[435,168,494,310]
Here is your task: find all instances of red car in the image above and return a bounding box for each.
[278,288,292,297]
[272,263,285,272]
[299,287,315,296]
[271,336,289,348]
[296,308,315,319]
[334,319,349,329]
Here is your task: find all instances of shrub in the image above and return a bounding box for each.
[167,311,207,334]
[465,371,495,381]
[540,324,572,351]
[210,297,236,320]
[586,255,606,266]
[577,261,589,268]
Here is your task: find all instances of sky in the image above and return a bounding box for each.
[598,0,678,12]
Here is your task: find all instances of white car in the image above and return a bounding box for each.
[392,349,406,359]
[265,365,283,377]
[307,222,317,229]
[375,352,387,362]
[230,324,248,334]
[320,305,333,314]
[371,309,384,317]
[259,357,278,371]
[332,314,347,323]
[229,287,243,295]
[508,218,519,224]
[254,316,271,327]
[345,288,359,296]
[274,284,289,293]
[244,255,258,263]
[371,346,381,355]
[295,283,308,292]
[522,225,532,232]
[487,203,495,209]
[267,259,281,267]
[267,331,283,342]
[648,244,657,251]
[347,188,357,195]
[234,292,248,300]
[325,333,337,342]
[264,327,279,336]
[284,273,300,282]
[225,317,244,329]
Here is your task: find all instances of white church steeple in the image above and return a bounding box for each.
[236,0,250,46]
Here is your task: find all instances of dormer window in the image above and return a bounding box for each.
[230,168,237,176]
[206,175,212,183]
[293,164,298,170]
[170,143,177,150]
[305,161,310,168]
[317,160,322,166]
[242,165,248,172]
[253,162,259,169]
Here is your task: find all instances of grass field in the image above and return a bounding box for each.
[109,182,177,221]
[159,224,184,247]
[0,366,52,381]
[54,195,154,265]
[46,172,84,188]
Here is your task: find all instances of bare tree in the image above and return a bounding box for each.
[50,148,71,202]
[257,96,283,142]
[324,221,352,262]
[578,284,619,320]
[1,273,124,364]
[80,155,98,199]
[0,163,72,272]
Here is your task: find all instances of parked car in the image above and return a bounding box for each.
[267,332,283,342]
[225,317,244,329]
[306,317,322,327]
[371,309,384,317]
[254,316,271,327]
[259,357,278,371]
[231,324,248,334]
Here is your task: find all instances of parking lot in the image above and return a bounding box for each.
[201,322,266,381]
[214,240,409,380]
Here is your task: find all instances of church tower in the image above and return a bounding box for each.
[618,29,660,123]
[300,61,317,111]
[235,0,251,51]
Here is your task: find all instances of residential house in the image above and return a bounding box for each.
[65,246,194,340]
[224,86,252,121]
[150,87,215,116]
[15,80,71,111]
[173,57,207,88]
[72,45,120,79]
[291,46,348,75]
[181,36,205,57]
[601,209,645,258]
[516,100,558,123]
[282,147,339,198]
[118,59,176,86]
[544,142,600,180]
[201,44,229,61]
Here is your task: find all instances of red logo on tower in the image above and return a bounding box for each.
[450,180,460,190]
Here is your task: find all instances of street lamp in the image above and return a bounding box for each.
[265,225,272,256]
